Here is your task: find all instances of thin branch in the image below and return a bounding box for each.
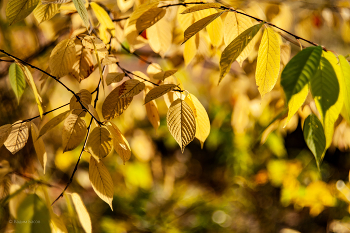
[112,16,129,22]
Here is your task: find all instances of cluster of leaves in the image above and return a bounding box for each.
[1,0,350,232]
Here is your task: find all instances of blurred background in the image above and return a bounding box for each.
[2,0,350,232]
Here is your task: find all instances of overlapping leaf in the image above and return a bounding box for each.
[70,39,94,82]
[34,2,61,23]
[0,124,12,148]
[72,0,89,30]
[89,157,114,210]
[153,69,177,81]
[90,2,115,36]
[128,1,159,26]
[106,72,124,85]
[49,38,76,78]
[9,63,26,103]
[219,23,263,83]
[280,46,322,103]
[144,84,177,104]
[255,27,280,97]
[38,110,71,138]
[71,193,92,233]
[102,86,133,120]
[6,0,39,25]
[4,121,29,154]
[86,127,113,160]
[62,113,87,152]
[70,89,92,117]
[136,7,166,34]
[284,84,309,127]
[31,123,47,174]
[147,18,172,57]
[167,99,196,152]
[107,122,131,164]
[119,79,145,98]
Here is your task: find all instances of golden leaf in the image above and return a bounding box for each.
[102,86,133,120]
[70,39,94,82]
[71,193,92,233]
[38,110,71,138]
[167,99,196,152]
[4,121,30,154]
[6,0,39,25]
[106,121,131,164]
[49,38,76,78]
[0,124,12,148]
[153,69,177,81]
[34,1,61,24]
[62,113,87,152]
[147,17,173,57]
[89,157,114,210]
[69,89,92,117]
[119,79,145,98]
[31,123,47,174]
[88,104,101,126]
[106,72,124,86]
[136,7,166,34]
[86,127,113,160]
[144,84,177,105]
[90,2,115,36]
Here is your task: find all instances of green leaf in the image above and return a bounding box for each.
[339,55,350,123]
[182,11,225,45]
[219,23,263,84]
[136,7,166,34]
[303,114,326,169]
[181,3,223,14]
[280,46,322,104]
[9,63,26,103]
[16,194,51,233]
[310,56,339,118]
[72,0,89,30]
[6,0,39,25]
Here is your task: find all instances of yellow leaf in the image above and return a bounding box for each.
[167,99,196,152]
[16,63,43,117]
[184,94,210,148]
[102,86,133,120]
[182,11,225,45]
[50,212,68,233]
[124,20,148,52]
[4,121,29,154]
[70,39,94,82]
[90,2,115,36]
[102,56,118,65]
[82,36,106,49]
[153,69,177,81]
[62,113,87,152]
[71,193,92,233]
[72,0,89,30]
[49,38,76,78]
[147,17,173,57]
[88,104,101,126]
[255,27,281,97]
[107,121,131,164]
[0,124,12,148]
[128,1,159,26]
[206,8,223,47]
[31,122,47,174]
[39,110,71,138]
[42,0,70,3]
[144,84,177,104]
[184,35,198,66]
[9,184,26,219]
[284,84,309,127]
[136,7,166,34]
[116,0,134,13]
[69,89,92,117]
[181,3,223,14]
[6,0,39,25]
[34,2,61,24]
[119,79,145,98]
[144,87,160,132]
[89,157,114,210]
[224,11,254,66]
[339,55,350,123]
[177,4,194,30]
[86,127,113,160]
[280,43,291,67]
[106,72,124,85]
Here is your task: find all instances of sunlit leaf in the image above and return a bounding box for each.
[42,0,70,3]
[184,93,210,148]
[90,2,115,36]
[71,193,92,233]
[281,46,322,104]
[89,157,114,210]
[70,39,94,82]
[303,114,326,168]
[339,55,350,123]
[49,38,76,78]
[88,104,101,126]
[86,127,113,160]
[167,99,196,152]
[72,0,89,30]
[145,99,160,132]
[128,1,159,26]
[147,17,172,57]
[102,86,133,120]
[119,79,145,98]
[153,69,177,81]
[285,84,309,127]
[144,84,177,104]
[106,72,124,86]
[182,11,225,45]
[219,23,263,83]
[9,63,26,103]
[0,124,12,149]
[62,113,87,152]
[136,7,166,34]
[6,0,39,25]
[31,123,47,174]
[255,27,280,97]
[38,110,71,138]
[4,121,29,154]
[181,3,222,14]
[69,89,92,117]
[106,121,131,164]
[34,1,61,23]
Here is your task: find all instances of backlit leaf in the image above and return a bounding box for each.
[38,110,71,138]
[167,99,196,152]
[102,86,133,120]
[16,194,51,233]
[88,104,101,126]
[31,123,47,174]
[303,114,326,168]
[206,8,223,47]
[284,84,309,127]
[153,69,177,81]
[119,79,145,98]
[9,63,26,103]
[106,72,124,85]
[181,3,222,14]
[0,124,12,149]
[70,39,94,82]
[136,7,166,34]
[146,100,160,132]
[72,0,89,30]
[339,55,350,123]
[86,127,113,160]
[182,11,225,45]
[107,121,131,164]
[62,113,87,152]
[147,17,172,57]
[49,38,76,78]
[144,84,177,104]
[128,1,159,26]
[184,93,210,148]
[255,27,280,97]
[90,2,115,36]
[89,157,114,210]
[219,23,263,84]
[69,89,92,117]
[280,46,322,104]
[71,193,92,233]
[6,0,39,25]
[4,121,29,154]
[34,2,61,23]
